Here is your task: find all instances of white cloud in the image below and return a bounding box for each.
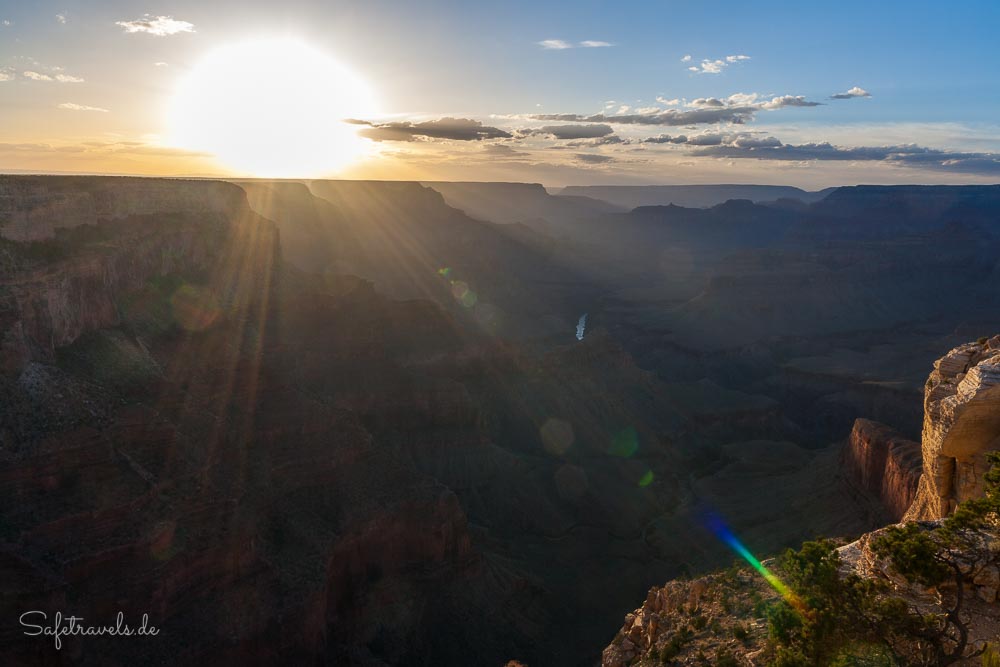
[680,55,691,62]
[0,67,14,82]
[700,60,726,74]
[538,39,573,50]
[153,62,169,67]
[116,15,195,36]
[56,14,67,24]
[724,92,759,106]
[761,95,822,109]
[617,105,631,114]
[538,39,613,49]
[1,19,11,27]
[58,102,109,112]
[656,96,680,106]
[23,70,83,83]
[830,86,872,100]
[688,54,751,74]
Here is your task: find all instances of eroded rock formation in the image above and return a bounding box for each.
[0,176,245,241]
[843,418,922,521]
[905,335,1000,520]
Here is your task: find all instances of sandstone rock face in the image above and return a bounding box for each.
[904,338,1000,520]
[837,521,1000,650]
[843,418,922,521]
[0,176,246,241]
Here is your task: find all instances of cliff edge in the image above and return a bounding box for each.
[905,335,1000,520]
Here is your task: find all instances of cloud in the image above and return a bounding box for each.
[1,19,11,27]
[565,135,627,147]
[575,153,615,164]
[691,97,726,107]
[636,131,788,149]
[528,90,821,129]
[684,133,727,146]
[538,39,613,49]
[529,106,757,126]
[685,136,1000,174]
[353,117,513,142]
[0,140,209,158]
[830,86,872,100]
[116,15,194,36]
[640,134,689,144]
[22,70,84,83]
[0,67,13,82]
[56,14,67,24]
[533,124,615,139]
[656,96,680,106]
[760,95,823,109]
[153,62,169,67]
[688,54,751,74]
[538,39,573,50]
[58,102,109,112]
[482,144,527,157]
[680,55,692,62]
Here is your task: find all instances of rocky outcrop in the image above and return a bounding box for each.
[844,418,922,521]
[0,176,246,241]
[601,570,773,667]
[905,335,1000,520]
[0,178,276,376]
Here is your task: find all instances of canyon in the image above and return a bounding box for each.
[602,336,1000,666]
[2,176,1000,665]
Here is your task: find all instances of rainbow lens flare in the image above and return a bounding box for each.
[705,514,806,613]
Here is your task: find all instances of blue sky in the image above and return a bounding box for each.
[1,0,998,185]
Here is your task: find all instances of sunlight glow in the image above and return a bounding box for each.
[168,37,377,177]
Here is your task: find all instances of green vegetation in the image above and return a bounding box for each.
[657,626,694,661]
[764,451,1000,667]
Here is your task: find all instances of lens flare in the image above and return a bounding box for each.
[540,418,574,455]
[608,427,639,457]
[705,514,806,613]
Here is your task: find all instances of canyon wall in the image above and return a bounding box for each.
[0,176,246,241]
[0,177,274,376]
[905,335,1000,520]
[843,418,922,521]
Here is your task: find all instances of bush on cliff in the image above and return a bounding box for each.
[765,451,1000,667]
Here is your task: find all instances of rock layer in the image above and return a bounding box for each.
[0,176,245,241]
[843,418,922,521]
[905,335,1000,520]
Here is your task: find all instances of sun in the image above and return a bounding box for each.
[168,38,377,178]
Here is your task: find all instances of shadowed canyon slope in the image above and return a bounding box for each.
[2,176,1000,665]
[602,335,1000,667]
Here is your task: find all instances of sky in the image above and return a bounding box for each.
[1,0,999,187]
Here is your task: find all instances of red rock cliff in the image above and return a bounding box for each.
[843,418,922,521]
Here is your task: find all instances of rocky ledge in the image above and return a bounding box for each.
[906,334,1000,520]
